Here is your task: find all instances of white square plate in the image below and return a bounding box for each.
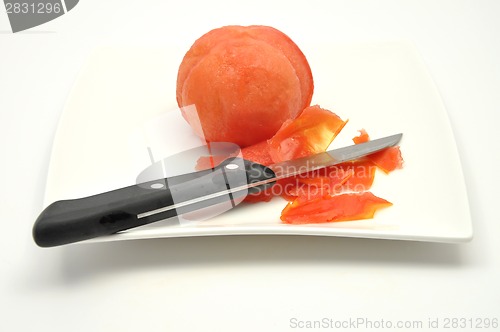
[44,41,472,244]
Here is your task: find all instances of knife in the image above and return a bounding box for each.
[33,133,402,247]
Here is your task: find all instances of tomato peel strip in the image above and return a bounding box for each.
[280,192,393,224]
[268,105,347,163]
[352,129,404,174]
[242,105,347,202]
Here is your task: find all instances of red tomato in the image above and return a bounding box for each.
[240,106,347,202]
[177,25,314,147]
[337,160,377,192]
[280,192,392,224]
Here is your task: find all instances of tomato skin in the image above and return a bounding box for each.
[352,129,404,173]
[275,160,376,203]
[241,105,347,167]
[268,105,347,163]
[195,120,401,211]
[275,165,352,202]
[368,146,403,173]
[352,129,370,144]
[243,188,275,203]
[281,192,392,224]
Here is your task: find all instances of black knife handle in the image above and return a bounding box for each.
[33,158,275,247]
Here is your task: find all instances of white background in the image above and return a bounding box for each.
[1,1,499,331]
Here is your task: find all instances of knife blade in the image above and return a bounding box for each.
[33,133,402,247]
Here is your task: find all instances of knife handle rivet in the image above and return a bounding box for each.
[225,164,239,170]
[150,183,165,189]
